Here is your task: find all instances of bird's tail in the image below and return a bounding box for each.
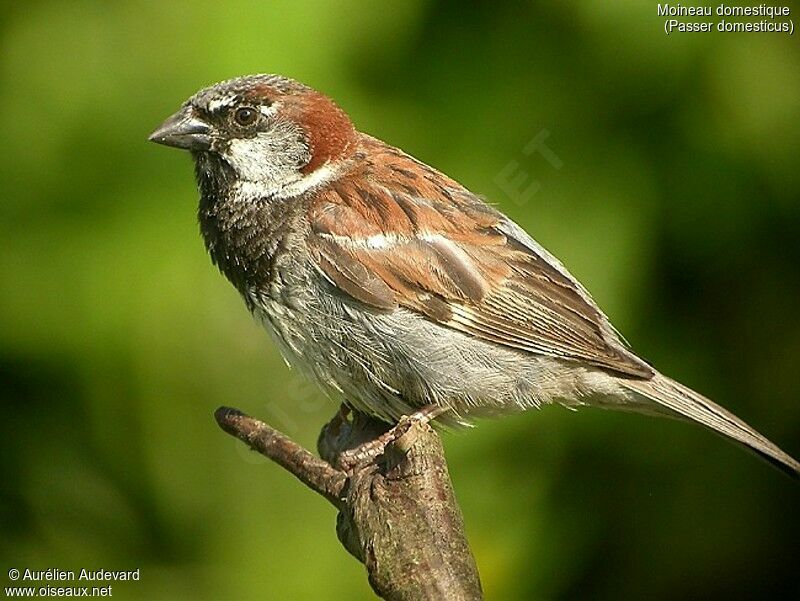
[622,372,800,478]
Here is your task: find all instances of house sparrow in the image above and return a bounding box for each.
[150,74,799,476]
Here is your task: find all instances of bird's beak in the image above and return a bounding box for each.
[148,105,211,151]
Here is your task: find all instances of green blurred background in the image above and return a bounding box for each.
[2,1,799,599]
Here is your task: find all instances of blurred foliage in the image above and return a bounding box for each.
[1,1,799,599]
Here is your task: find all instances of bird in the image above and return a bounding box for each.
[149,74,799,477]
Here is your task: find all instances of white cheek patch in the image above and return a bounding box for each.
[223,127,339,199]
[226,137,276,180]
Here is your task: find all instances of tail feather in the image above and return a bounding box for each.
[623,372,800,478]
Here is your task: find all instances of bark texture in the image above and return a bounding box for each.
[215,407,482,601]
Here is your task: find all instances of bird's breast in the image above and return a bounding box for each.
[197,187,304,300]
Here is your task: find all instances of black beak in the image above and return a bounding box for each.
[148,105,211,151]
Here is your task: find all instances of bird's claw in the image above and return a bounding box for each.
[334,406,446,471]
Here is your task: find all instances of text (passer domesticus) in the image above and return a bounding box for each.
[150,74,799,476]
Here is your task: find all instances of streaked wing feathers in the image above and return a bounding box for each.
[307,138,653,378]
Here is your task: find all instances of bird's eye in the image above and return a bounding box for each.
[233,107,258,126]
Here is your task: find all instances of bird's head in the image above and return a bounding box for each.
[149,74,357,198]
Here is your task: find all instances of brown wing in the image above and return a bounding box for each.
[306,138,653,379]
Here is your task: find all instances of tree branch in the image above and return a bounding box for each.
[214,406,483,600]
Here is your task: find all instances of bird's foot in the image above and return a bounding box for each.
[335,405,447,471]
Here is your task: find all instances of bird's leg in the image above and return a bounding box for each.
[391,405,448,453]
[335,405,448,471]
